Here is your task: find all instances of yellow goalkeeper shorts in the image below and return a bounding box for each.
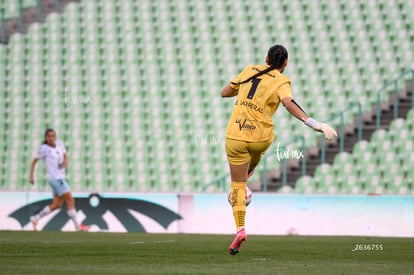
[225,138,273,166]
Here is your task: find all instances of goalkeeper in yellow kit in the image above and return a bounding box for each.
[222,45,337,255]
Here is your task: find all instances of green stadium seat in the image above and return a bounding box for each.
[1,0,413,193]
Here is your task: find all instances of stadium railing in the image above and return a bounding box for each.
[260,135,306,192]
[201,172,229,192]
[36,0,43,22]
[1,8,4,43]
[376,69,414,129]
[202,135,307,192]
[18,0,24,33]
[320,101,362,163]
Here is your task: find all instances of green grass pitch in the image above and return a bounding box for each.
[1,231,413,274]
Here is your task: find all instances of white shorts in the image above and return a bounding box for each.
[49,179,70,197]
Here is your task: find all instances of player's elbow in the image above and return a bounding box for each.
[221,88,230,97]
[221,84,237,97]
[282,100,293,114]
[281,97,293,107]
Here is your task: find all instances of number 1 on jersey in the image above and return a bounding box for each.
[247,78,261,99]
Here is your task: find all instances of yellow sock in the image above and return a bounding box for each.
[230,181,246,232]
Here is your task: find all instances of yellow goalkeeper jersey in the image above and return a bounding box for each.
[225,64,292,142]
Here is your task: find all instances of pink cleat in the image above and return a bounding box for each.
[30,216,38,231]
[228,228,247,255]
[78,224,91,232]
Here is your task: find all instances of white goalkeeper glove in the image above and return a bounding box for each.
[304,118,338,140]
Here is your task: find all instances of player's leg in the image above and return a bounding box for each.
[247,157,260,179]
[226,140,273,254]
[61,191,79,230]
[247,140,273,179]
[50,194,63,210]
[60,189,90,231]
[30,181,63,231]
[225,138,250,255]
[228,161,249,232]
[58,180,89,231]
[226,139,250,230]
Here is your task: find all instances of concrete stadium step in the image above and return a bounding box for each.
[269,80,413,192]
[1,0,80,44]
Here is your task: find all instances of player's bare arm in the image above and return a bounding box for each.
[282,97,309,122]
[221,84,238,97]
[63,153,69,168]
[282,97,338,140]
[29,158,39,185]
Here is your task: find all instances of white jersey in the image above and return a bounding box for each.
[35,140,67,180]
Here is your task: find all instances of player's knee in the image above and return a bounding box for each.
[65,196,75,208]
[49,202,62,211]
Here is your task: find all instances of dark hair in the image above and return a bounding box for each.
[43,128,56,144]
[238,44,288,84]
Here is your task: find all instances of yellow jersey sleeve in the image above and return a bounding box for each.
[229,65,252,90]
[277,81,293,100]
[225,65,293,142]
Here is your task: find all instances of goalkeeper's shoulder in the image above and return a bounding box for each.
[276,73,291,85]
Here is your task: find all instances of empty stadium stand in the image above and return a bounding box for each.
[285,109,414,195]
[0,0,413,193]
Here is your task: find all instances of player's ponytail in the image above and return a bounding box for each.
[43,128,55,144]
[238,44,288,84]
